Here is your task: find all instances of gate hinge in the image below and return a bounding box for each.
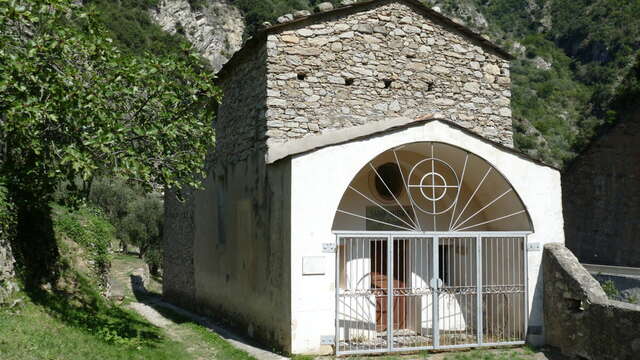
[322,243,336,253]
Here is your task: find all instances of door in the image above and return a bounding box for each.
[370,240,406,332]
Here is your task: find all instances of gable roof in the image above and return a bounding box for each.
[217,0,513,79]
[266,115,560,171]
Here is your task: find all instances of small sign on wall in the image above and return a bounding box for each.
[302,256,326,275]
[527,242,541,252]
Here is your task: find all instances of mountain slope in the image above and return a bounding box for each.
[89,0,639,167]
[430,0,640,165]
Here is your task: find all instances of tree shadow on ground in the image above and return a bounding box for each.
[129,274,269,351]
[10,203,167,347]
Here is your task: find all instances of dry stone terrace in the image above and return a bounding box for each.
[263,1,513,148]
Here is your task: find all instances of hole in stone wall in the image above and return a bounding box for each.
[297,73,306,80]
[345,78,354,86]
[567,298,585,313]
[383,79,393,89]
[427,82,434,91]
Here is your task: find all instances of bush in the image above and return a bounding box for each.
[601,279,619,299]
[52,204,115,289]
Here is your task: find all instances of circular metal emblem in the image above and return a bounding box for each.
[408,158,460,215]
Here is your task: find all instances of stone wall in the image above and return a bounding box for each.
[563,116,640,267]
[264,1,513,148]
[163,188,196,307]
[215,43,269,165]
[543,243,640,360]
[0,238,16,303]
[0,184,17,304]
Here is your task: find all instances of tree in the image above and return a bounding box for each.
[121,194,163,260]
[0,0,220,204]
[0,0,219,285]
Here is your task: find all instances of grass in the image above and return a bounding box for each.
[185,322,257,360]
[444,349,532,360]
[0,295,191,360]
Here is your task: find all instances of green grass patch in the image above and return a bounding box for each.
[0,295,191,360]
[185,322,257,360]
[445,349,531,360]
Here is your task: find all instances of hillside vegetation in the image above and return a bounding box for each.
[433,0,640,165]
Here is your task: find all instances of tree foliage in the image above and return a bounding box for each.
[0,0,220,205]
[88,177,163,273]
[86,0,193,57]
[429,0,640,165]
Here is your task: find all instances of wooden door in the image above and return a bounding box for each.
[370,240,406,332]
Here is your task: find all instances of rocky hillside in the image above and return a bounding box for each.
[150,0,244,71]
[90,0,639,167]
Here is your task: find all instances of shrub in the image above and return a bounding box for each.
[601,279,620,299]
[52,204,115,289]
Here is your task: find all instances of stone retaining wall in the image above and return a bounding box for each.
[0,185,17,304]
[0,237,16,303]
[543,243,640,360]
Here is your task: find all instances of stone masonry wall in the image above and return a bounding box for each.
[543,243,640,360]
[264,1,513,148]
[0,183,16,304]
[0,237,16,303]
[563,117,640,267]
[163,188,196,307]
[215,43,269,165]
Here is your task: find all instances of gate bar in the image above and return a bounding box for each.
[476,235,483,345]
[433,235,439,347]
[334,234,339,353]
[387,235,393,352]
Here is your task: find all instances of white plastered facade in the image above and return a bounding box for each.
[288,120,564,354]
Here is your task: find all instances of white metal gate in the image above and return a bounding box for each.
[335,233,527,355]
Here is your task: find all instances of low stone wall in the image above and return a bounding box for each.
[543,243,640,360]
[0,185,17,303]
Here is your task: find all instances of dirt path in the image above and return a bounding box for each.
[109,253,286,360]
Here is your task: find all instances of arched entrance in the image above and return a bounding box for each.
[332,142,531,355]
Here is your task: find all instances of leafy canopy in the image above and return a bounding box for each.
[0,0,220,202]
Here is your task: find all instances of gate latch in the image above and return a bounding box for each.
[322,243,336,253]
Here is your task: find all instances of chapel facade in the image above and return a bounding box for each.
[164,0,564,355]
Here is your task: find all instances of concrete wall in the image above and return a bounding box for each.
[563,117,640,267]
[543,243,640,360]
[289,120,564,354]
[265,1,514,147]
[190,153,293,351]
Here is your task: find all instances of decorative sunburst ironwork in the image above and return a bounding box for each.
[333,142,532,232]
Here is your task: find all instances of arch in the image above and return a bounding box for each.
[331,141,533,232]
